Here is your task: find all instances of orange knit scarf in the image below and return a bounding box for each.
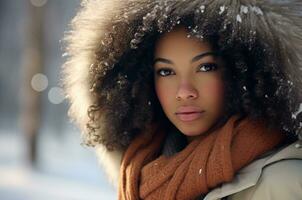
[118,115,285,200]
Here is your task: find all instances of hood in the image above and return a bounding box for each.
[60,0,302,188]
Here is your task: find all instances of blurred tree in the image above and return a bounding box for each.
[20,1,45,165]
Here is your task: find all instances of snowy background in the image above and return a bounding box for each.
[0,0,116,199]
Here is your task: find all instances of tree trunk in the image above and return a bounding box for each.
[20,2,45,165]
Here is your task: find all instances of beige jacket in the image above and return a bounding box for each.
[205,140,302,200]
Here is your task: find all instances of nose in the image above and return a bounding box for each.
[176,81,198,100]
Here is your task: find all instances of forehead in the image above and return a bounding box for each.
[154,26,213,57]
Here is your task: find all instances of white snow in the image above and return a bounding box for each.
[219,5,225,15]
[236,14,242,23]
[0,129,116,200]
[200,5,205,13]
[251,6,263,15]
[292,103,302,119]
[240,5,248,14]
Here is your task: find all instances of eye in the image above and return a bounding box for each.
[156,68,175,77]
[198,63,218,72]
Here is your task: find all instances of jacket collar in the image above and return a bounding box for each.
[204,140,302,200]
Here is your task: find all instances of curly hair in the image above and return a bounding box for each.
[83,5,301,152]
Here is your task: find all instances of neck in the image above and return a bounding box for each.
[186,135,202,144]
[186,117,227,144]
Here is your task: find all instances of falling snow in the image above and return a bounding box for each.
[61,52,69,57]
[200,5,205,13]
[292,103,302,119]
[240,5,248,14]
[287,80,294,86]
[250,6,263,15]
[236,14,242,23]
[219,5,225,15]
[115,73,129,90]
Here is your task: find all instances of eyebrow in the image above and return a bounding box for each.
[153,51,219,65]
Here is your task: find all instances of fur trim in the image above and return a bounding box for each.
[60,0,126,187]
[95,144,123,188]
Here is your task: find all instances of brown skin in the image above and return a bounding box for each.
[153,26,226,143]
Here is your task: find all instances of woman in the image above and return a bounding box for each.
[61,0,302,199]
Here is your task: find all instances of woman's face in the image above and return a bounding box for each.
[153,26,226,142]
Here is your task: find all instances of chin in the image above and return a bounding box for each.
[177,125,207,137]
[182,132,201,137]
[168,116,212,136]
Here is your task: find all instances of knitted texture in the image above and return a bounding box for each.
[118,115,285,200]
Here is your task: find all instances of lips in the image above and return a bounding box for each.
[175,106,205,122]
[175,106,204,114]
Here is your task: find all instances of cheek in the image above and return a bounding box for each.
[202,79,225,103]
[155,80,174,108]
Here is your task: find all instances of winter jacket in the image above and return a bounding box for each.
[206,140,302,200]
[61,0,302,199]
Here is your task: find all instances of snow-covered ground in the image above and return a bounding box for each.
[0,165,116,200]
[0,128,117,200]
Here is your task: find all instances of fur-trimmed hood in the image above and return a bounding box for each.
[61,0,302,188]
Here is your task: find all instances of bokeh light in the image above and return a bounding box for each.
[48,87,65,104]
[31,73,48,92]
[30,0,48,7]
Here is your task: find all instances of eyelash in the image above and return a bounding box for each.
[155,63,218,77]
